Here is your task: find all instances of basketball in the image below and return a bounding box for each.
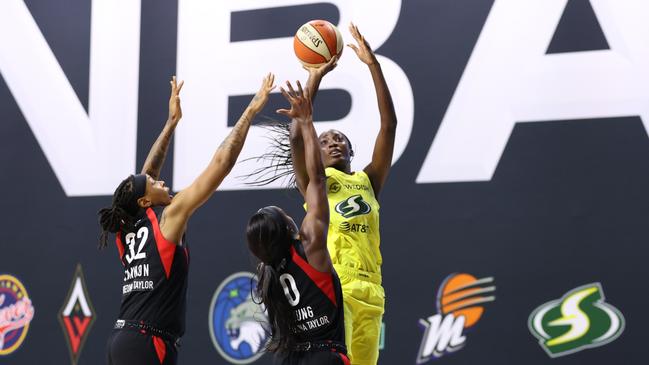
[293,20,343,67]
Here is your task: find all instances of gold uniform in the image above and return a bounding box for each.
[322,167,385,365]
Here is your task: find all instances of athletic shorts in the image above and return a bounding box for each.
[106,329,178,365]
[335,265,385,365]
[275,350,350,365]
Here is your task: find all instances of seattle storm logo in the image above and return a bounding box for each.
[335,195,371,218]
[528,283,625,358]
[209,272,269,364]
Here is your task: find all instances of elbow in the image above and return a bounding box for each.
[311,172,327,187]
[382,117,397,132]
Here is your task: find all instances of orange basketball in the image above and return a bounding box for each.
[293,20,343,67]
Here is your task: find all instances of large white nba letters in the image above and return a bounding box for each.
[417,0,649,183]
[0,0,141,196]
[175,0,413,190]
[3,0,648,194]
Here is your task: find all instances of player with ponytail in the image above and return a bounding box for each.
[246,81,349,364]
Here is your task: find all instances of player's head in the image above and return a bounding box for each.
[246,205,299,353]
[319,129,354,171]
[246,206,298,265]
[97,174,171,248]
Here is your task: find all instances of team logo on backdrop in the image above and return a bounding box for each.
[528,283,624,358]
[335,195,371,218]
[58,264,95,365]
[416,273,495,364]
[209,272,269,364]
[0,274,34,356]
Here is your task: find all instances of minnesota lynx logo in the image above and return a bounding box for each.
[335,195,371,218]
[209,272,269,364]
[528,283,625,358]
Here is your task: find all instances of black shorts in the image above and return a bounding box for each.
[106,329,178,365]
[275,351,350,365]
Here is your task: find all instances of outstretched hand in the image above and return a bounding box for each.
[303,54,339,78]
[168,76,184,124]
[248,73,277,113]
[276,80,312,123]
[347,22,377,65]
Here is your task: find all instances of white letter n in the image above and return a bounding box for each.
[0,0,141,196]
[417,0,649,183]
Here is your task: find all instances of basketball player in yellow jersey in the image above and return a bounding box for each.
[288,23,397,365]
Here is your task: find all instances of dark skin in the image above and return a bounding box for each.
[290,23,397,198]
[136,73,277,244]
[277,81,331,273]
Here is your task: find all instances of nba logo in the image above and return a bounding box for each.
[209,272,269,364]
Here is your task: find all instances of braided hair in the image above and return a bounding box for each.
[240,121,353,187]
[239,122,296,187]
[97,175,146,249]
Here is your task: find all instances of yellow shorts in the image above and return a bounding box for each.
[335,265,385,365]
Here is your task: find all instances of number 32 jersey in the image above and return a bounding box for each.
[115,207,189,336]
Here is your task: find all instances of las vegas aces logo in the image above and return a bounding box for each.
[59,264,95,365]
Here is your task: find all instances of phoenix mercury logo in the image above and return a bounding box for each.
[335,195,371,218]
[0,274,34,356]
[59,264,95,365]
[528,283,624,358]
[416,273,495,364]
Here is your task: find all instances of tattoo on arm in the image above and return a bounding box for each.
[218,113,252,156]
[141,124,175,179]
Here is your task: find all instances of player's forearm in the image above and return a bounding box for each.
[141,119,176,179]
[213,107,255,170]
[368,63,397,130]
[300,118,326,186]
[290,120,309,193]
[306,71,324,102]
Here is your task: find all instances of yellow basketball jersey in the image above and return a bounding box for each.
[322,167,382,274]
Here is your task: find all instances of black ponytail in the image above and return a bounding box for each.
[253,260,294,353]
[246,207,296,353]
[97,176,138,249]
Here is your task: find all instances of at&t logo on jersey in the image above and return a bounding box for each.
[528,283,624,358]
[0,274,34,356]
[59,264,95,365]
[416,273,495,364]
[209,272,269,364]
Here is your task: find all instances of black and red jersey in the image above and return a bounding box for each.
[280,242,345,344]
[115,207,189,336]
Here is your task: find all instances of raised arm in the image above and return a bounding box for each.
[160,73,276,243]
[348,23,397,197]
[290,57,339,195]
[278,81,331,272]
[141,76,184,179]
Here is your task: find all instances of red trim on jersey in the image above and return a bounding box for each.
[290,245,337,306]
[146,208,176,279]
[115,234,125,266]
[152,335,166,364]
[338,353,351,365]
